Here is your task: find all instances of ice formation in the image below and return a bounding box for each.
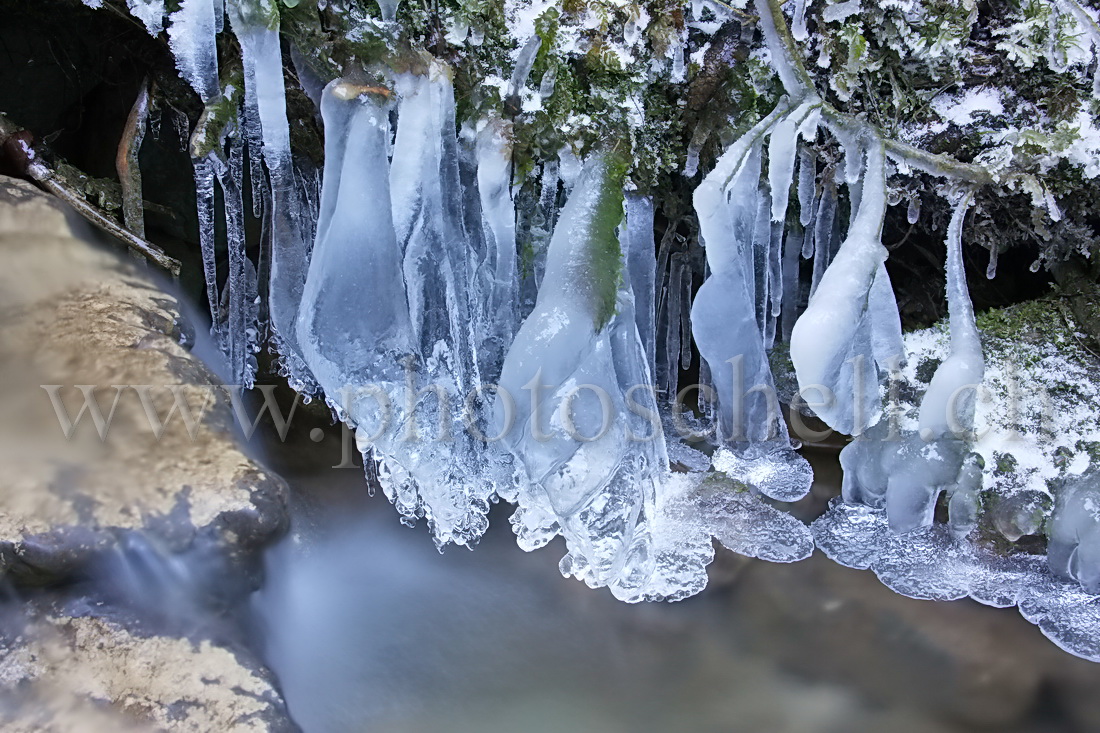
[84,0,1100,661]
[837,193,982,533]
[495,151,812,600]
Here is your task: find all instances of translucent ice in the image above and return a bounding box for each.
[790,137,892,436]
[692,103,791,443]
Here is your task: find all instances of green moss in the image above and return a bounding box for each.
[975,298,1074,342]
[190,65,245,158]
[588,143,631,331]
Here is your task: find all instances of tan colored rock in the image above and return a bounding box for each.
[0,614,292,732]
[0,175,288,583]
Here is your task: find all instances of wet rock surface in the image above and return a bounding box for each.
[0,175,288,585]
[0,176,295,730]
[0,613,293,732]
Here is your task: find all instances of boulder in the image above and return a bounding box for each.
[0,174,288,584]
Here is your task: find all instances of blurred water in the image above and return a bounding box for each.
[253,469,1100,733]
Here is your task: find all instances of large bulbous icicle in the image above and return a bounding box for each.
[691,102,790,446]
[494,149,665,599]
[837,193,984,533]
[229,0,317,390]
[789,135,903,436]
[296,80,412,411]
[1049,470,1100,593]
[688,100,813,503]
[919,194,984,440]
[379,65,493,545]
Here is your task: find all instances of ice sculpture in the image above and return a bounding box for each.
[297,67,496,547]
[789,137,903,436]
[495,151,813,601]
[229,0,317,390]
[838,194,982,533]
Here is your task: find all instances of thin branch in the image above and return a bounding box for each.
[754,0,994,186]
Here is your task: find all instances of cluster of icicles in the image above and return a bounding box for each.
[93,0,1100,660]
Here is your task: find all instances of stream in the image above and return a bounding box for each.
[252,457,1100,733]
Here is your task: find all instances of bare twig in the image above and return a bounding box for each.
[116,77,152,239]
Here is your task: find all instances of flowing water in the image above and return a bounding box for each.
[252,459,1100,733]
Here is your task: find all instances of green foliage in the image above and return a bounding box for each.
[588,144,631,330]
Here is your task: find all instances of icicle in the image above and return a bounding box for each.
[194,158,222,342]
[791,0,810,41]
[868,263,904,370]
[220,130,256,387]
[692,106,796,446]
[168,0,220,104]
[623,194,657,377]
[297,79,410,401]
[907,195,920,224]
[475,118,518,381]
[230,0,316,387]
[767,116,799,222]
[539,64,557,99]
[918,193,984,440]
[494,149,668,600]
[790,135,888,436]
[780,230,803,343]
[798,147,816,227]
[986,245,999,279]
[833,125,865,185]
[809,177,836,296]
[679,264,693,371]
[124,0,167,35]
[169,0,223,338]
[377,0,401,23]
[750,189,771,335]
[510,35,543,92]
[665,254,684,397]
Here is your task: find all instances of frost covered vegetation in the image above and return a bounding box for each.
[66,0,1100,660]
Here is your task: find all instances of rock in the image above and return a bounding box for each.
[0,613,294,732]
[0,175,288,584]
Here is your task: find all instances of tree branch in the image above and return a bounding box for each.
[754,0,994,186]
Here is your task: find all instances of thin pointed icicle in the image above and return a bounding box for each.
[750,189,771,335]
[171,0,222,339]
[919,193,984,440]
[790,136,888,436]
[780,229,803,343]
[221,132,256,387]
[798,146,816,226]
[623,193,657,377]
[809,177,836,296]
[475,118,518,382]
[665,254,684,398]
[230,0,316,388]
[193,156,222,343]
